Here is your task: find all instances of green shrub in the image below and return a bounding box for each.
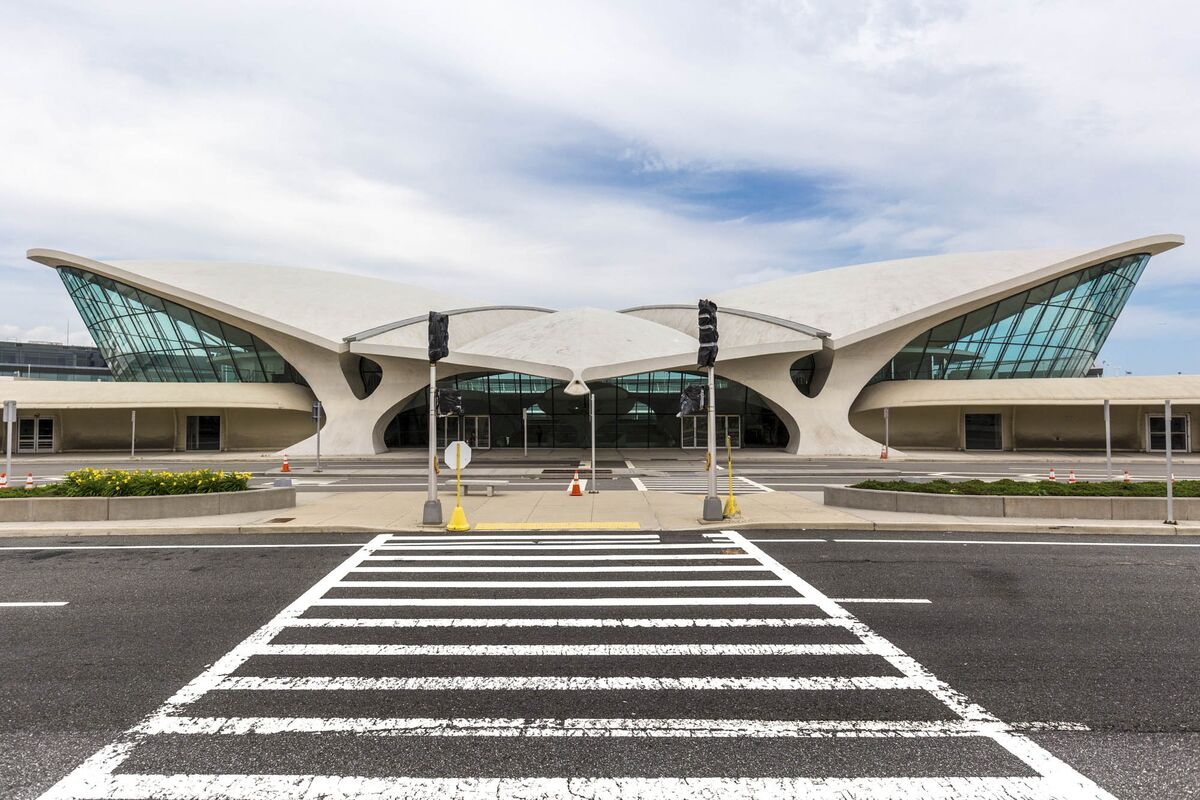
[851,478,1200,497]
[0,468,252,498]
[59,468,252,497]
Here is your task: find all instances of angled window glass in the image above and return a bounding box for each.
[870,253,1150,383]
[57,267,304,384]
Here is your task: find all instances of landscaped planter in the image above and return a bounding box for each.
[0,487,295,523]
[824,486,1200,520]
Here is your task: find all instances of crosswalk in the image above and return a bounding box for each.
[633,475,774,493]
[40,531,1114,799]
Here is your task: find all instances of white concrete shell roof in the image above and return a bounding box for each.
[712,234,1184,348]
[27,249,480,349]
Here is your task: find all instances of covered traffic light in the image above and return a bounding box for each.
[697,299,718,368]
[677,384,706,417]
[428,311,450,363]
[435,388,463,417]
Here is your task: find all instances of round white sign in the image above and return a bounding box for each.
[444,440,473,470]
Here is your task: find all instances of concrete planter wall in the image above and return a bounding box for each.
[0,487,295,523]
[824,486,1199,520]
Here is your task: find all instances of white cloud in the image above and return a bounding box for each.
[0,0,1196,370]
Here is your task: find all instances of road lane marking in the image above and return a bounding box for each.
[0,543,366,551]
[140,715,1072,737]
[374,543,727,550]
[256,643,873,656]
[737,475,775,492]
[385,534,659,541]
[332,579,785,588]
[309,596,822,607]
[630,477,648,491]
[348,565,773,573]
[747,538,826,543]
[0,601,69,607]
[285,616,850,628]
[467,523,644,531]
[363,553,758,561]
[54,774,1086,799]
[216,675,925,692]
[831,598,932,604]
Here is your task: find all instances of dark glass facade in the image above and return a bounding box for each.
[0,341,112,381]
[385,370,788,448]
[871,254,1149,383]
[57,267,304,383]
[790,355,817,397]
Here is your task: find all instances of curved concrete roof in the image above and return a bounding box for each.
[27,250,478,348]
[452,308,698,390]
[713,234,1185,347]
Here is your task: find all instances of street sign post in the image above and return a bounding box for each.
[130,410,137,458]
[445,440,472,531]
[424,312,450,526]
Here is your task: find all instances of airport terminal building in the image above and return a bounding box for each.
[2,234,1195,456]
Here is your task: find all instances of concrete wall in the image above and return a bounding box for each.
[0,487,294,522]
[849,403,1200,452]
[825,486,1200,519]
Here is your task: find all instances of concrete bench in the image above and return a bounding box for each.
[442,479,510,497]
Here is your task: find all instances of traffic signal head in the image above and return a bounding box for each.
[677,384,706,417]
[697,299,718,368]
[428,311,450,363]
[435,388,463,417]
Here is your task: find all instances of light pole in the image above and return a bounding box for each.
[1165,399,1175,525]
[1103,399,1112,479]
[3,400,14,480]
[698,299,722,521]
[130,409,136,458]
[522,407,528,457]
[312,401,323,473]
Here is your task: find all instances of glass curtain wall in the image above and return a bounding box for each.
[57,267,304,383]
[871,253,1149,383]
[385,370,788,448]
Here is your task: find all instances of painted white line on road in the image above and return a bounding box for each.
[310,596,821,607]
[363,553,757,561]
[747,538,826,543]
[333,579,784,588]
[217,675,925,692]
[0,601,68,607]
[832,538,1200,548]
[630,476,648,491]
[58,774,1088,800]
[284,616,851,628]
[349,565,773,573]
[385,535,660,542]
[719,530,1114,799]
[141,715,1042,738]
[737,475,775,493]
[373,543,740,551]
[256,642,873,656]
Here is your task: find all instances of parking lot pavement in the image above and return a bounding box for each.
[12,531,1195,798]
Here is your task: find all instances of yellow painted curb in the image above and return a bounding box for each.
[473,521,642,531]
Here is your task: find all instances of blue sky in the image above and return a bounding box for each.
[0,0,1197,374]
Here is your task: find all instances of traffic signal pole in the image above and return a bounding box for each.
[422,361,442,525]
[703,364,722,520]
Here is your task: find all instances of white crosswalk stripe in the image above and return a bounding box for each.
[636,475,773,493]
[39,531,1116,800]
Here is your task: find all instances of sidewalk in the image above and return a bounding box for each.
[1,489,1198,537]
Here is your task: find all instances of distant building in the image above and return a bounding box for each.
[0,234,1193,454]
[0,340,111,381]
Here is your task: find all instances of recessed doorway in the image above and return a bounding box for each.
[964,413,1002,450]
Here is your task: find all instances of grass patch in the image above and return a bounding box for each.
[850,478,1200,497]
[0,468,251,499]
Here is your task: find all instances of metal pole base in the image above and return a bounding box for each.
[702,496,724,521]
[422,500,443,526]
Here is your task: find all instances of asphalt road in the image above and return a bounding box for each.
[2,531,1197,799]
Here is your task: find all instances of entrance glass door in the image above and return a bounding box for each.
[964,413,1002,450]
[438,416,491,450]
[17,418,54,453]
[1147,414,1189,452]
[680,415,741,449]
[185,415,221,451]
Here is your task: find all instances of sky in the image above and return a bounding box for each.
[0,0,1197,374]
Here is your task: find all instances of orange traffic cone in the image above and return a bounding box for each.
[568,470,583,497]
[281,454,290,473]
[0,473,6,489]
[1068,470,1077,485]
[1047,468,1057,482]
[1123,469,1131,484]
[879,446,888,460]
[24,473,34,490]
